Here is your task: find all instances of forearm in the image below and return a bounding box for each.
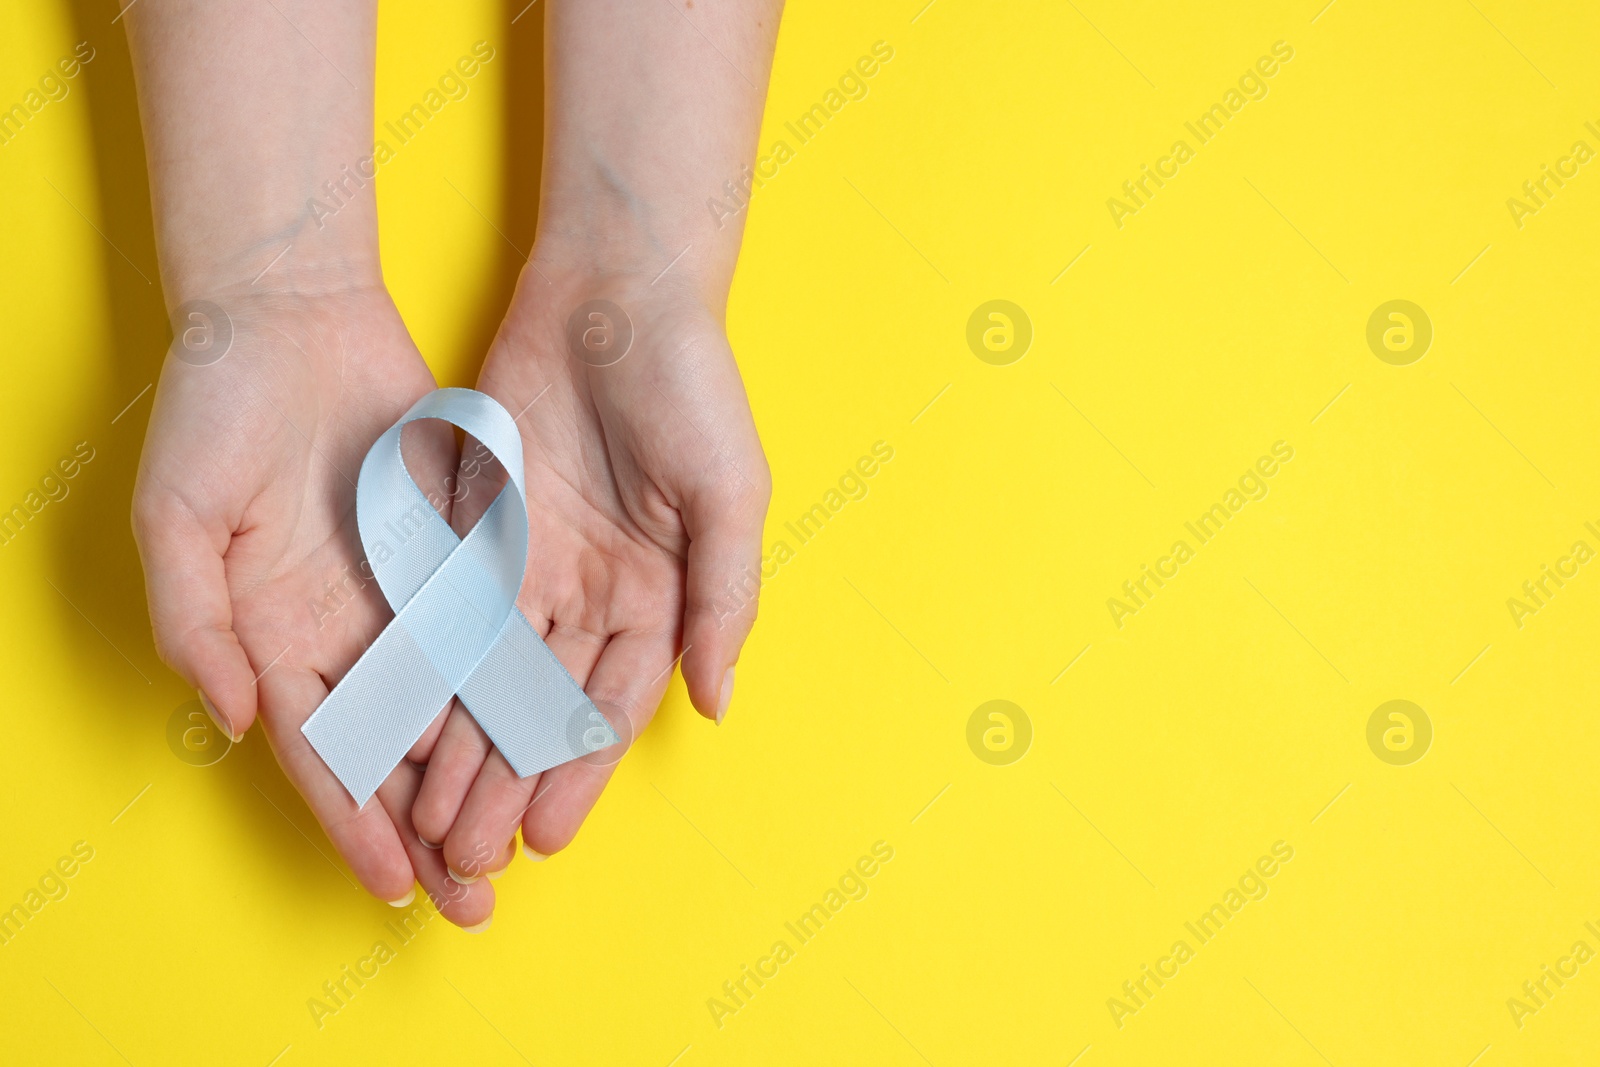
[535,0,784,307]
[125,0,382,303]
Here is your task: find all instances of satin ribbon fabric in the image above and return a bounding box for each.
[302,388,618,805]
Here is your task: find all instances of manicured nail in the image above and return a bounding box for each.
[462,916,492,934]
[447,867,479,885]
[715,666,735,725]
[198,689,242,743]
[417,836,442,850]
[521,843,547,862]
[486,843,515,879]
[387,887,416,908]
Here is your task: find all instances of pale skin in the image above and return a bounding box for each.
[127,0,779,928]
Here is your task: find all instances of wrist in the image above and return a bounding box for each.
[157,255,394,375]
[497,252,727,387]
[516,251,720,325]
[532,185,741,311]
[156,210,383,313]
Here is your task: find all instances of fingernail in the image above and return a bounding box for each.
[462,916,492,934]
[387,887,416,908]
[198,689,242,743]
[486,843,516,879]
[715,666,735,725]
[418,836,442,850]
[521,843,547,862]
[447,867,479,885]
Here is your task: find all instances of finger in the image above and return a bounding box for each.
[254,664,416,904]
[404,698,456,765]
[411,705,492,848]
[521,630,677,857]
[679,470,770,723]
[132,490,257,739]
[441,622,607,880]
[376,760,496,930]
[441,751,540,881]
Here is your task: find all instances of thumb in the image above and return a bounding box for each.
[679,471,770,724]
[132,492,258,740]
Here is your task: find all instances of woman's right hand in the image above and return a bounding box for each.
[132,277,495,927]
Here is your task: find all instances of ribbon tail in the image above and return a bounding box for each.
[458,609,620,778]
[302,616,457,807]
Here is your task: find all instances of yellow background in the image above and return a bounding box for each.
[3,0,1599,1063]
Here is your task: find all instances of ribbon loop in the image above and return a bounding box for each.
[302,387,618,805]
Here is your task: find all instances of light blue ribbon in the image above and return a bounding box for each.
[302,388,618,805]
